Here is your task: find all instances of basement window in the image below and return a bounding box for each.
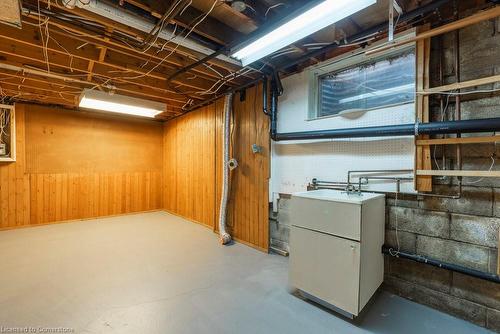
[313,49,416,119]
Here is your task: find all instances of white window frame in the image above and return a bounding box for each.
[307,30,417,121]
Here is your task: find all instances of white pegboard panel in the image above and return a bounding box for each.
[270,70,416,196]
[271,138,415,195]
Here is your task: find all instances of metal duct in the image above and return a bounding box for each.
[218,94,234,245]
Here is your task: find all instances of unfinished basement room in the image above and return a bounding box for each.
[1,0,500,333]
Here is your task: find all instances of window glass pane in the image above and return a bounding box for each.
[318,50,415,118]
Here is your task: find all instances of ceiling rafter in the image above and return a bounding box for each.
[16,18,233,92]
[33,0,254,78]
[0,68,186,108]
[2,0,262,111]
[0,26,220,101]
[122,0,244,45]
[0,87,77,107]
[21,15,247,88]
[2,0,452,115]
[0,53,188,109]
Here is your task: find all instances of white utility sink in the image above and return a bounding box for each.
[288,189,385,317]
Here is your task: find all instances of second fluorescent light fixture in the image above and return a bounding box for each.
[79,89,165,118]
[232,0,376,66]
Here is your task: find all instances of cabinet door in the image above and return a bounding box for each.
[289,226,360,315]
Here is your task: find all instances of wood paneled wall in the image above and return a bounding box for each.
[163,84,270,251]
[163,104,217,228]
[0,104,163,229]
[1,91,269,251]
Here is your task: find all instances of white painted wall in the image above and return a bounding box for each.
[270,59,416,197]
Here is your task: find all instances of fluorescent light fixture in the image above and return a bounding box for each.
[79,89,165,118]
[232,0,376,66]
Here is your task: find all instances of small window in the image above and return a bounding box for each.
[316,50,415,118]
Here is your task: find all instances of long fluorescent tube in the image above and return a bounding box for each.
[79,89,165,118]
[232,0,376,66]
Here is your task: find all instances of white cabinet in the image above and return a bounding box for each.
[288,189,385,317]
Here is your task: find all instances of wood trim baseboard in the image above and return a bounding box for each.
[162,209,269,253]
[0,209,163,231]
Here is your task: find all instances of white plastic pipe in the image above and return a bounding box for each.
[218,93,233,245]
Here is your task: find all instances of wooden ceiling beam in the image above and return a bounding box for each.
[1,84,181,118]
[0,50,191,106]
[0,87,76,107]
[0,56,189,108]
[123,0,243,45]
[0,71,81,96]
[89,27,112,82]
[0,42,207,106]
[0,23,219,93]
[0,78,78,96]
[22,15,239,84]
[22,16,253,91]
[0,81,78,103]
[0,70,185,110]
[33,0,251,76]
[174,6,243,45]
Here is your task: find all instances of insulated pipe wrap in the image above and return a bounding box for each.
[218,94,233,245]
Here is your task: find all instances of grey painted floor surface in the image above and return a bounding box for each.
[0,212,492,334]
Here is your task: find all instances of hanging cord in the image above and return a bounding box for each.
[463,155,496,185]
[433,94,451,172]
[120,0,220,80]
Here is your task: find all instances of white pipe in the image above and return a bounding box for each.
[218,93,233,245]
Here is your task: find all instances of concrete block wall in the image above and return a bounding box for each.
[384,193,499,331]
[269,195,292,253]
[384,18,500,332]
[269,18,500,332]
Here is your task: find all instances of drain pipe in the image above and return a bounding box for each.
[218,93,234,245]
[382,246,500,283]
[274,118,500,141]
[269,72,283,140]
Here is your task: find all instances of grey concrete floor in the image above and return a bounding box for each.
[0,212,493,334]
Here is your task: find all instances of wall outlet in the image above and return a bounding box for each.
[252,144,262,154]
[0,143,6,156]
